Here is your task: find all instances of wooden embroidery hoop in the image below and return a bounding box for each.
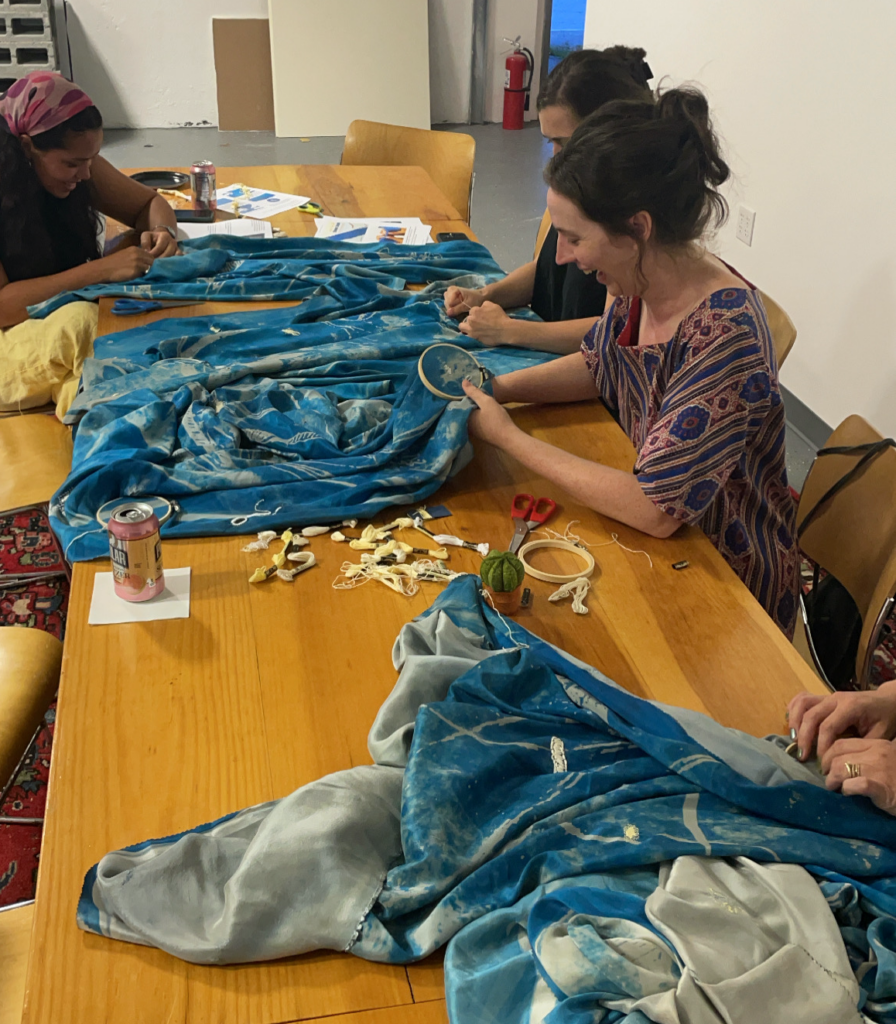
[417,342,493,400]
[517,538,596,583]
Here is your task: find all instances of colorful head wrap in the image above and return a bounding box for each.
[0,71,95,139]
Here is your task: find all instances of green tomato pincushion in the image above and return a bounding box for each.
[480,551,525,593]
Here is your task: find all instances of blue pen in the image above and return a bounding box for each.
[329,227,367,241]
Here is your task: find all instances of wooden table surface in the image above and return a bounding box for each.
[21,166,827,1024]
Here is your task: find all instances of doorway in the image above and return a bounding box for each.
[548,0,586,73]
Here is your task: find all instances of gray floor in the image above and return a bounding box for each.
[103,122,815,489]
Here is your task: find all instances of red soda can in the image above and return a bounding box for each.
[190,159,217,212]
[108,502,165,602]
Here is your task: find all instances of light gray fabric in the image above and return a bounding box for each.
[644,857,863,1024]
[90,765,404,962]
[534,857,863,1024]
[85,608,494,964]
[370,611,500,767]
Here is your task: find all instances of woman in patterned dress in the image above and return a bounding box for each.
[462,87,799,638]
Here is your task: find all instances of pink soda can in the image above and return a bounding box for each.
[108,502,165,602]
[190,159,217,212]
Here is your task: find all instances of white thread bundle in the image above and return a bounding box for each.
[332,558,461,597]
[548,576,592,614]
[241,530,277,552]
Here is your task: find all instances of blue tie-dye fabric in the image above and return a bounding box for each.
[49,244,551,561]
[28,236,504,319]
[349,579,896,1021]
[74,577,896,1021]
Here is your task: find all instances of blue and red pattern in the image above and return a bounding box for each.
[0,506,68,908]
[582,287,799,637]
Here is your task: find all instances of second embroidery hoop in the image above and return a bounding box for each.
[517,538,596,583]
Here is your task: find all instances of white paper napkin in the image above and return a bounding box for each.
[88,567,191,625]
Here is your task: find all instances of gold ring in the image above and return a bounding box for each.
[845,762,862,779]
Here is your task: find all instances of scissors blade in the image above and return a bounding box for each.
[509,520,529,554]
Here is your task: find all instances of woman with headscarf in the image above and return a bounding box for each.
[443,46,653,353]
[0,71,178,328]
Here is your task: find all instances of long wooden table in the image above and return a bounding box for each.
[21,165,827,1024]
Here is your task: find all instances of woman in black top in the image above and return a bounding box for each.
[0,72,178,328]
[444,47,652,353]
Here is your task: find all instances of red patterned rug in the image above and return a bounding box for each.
[0,507,68,908]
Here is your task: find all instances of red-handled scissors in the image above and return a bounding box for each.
[509,493,557,553]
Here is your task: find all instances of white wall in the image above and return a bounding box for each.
[64,0,268,129]
[483,0,546,123]
[585,0,896,436]
[63,0,545,129]
[429,0,472,123]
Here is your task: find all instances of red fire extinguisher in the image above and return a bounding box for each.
[503,37,534,131]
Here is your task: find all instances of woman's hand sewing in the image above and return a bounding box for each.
[462,379,516,446]
[788,680,896,762]
[98,245,155,282]
[458,301,520,347]
[140,228,179,258]
[444,285,485,319]
[821,737,896,815]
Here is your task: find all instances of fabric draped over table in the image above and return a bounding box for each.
[46,239,553,562]
[78,577,896,1024]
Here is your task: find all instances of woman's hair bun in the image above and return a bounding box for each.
[603,45,652,88]
[545,84,730,250]
[656,87,729,189]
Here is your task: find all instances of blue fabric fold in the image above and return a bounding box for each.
[28,237,507,318]
[49,249,553,561]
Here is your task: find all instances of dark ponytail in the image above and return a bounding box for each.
[0,104,103,282]
[545,85,730,251]
[537,46,653,120]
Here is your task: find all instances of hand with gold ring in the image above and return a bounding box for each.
[821,737,896,815]
[787,679,896,762]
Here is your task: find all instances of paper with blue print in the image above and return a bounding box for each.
[77,577,896,1022]
[48,240,550,562]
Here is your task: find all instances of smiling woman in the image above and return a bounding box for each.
[0,72,178,328]
[462,87,800,639]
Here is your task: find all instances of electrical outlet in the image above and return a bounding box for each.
[736,205,756,246]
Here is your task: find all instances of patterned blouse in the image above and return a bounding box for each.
[581,287,799,638]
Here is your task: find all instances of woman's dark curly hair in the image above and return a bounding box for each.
[546,86,730,252]
[537,46,653,119]
[0,104,103,281]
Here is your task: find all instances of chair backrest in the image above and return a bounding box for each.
[0,626,62,789]
[757,289,797,367]
[0,412,72,511]
[342,120,476,223]
[534,207,552,260]
[796,414,896,686]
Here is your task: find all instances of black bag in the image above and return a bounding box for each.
[798,438,896,690]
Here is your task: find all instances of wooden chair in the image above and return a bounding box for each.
[0,627,63,817]
[795,415,896,689]
[0,412,72,512]
[0,901,34,1024]
[758,289,797,367]
[342,120,476,223]
[534,207,552,261]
